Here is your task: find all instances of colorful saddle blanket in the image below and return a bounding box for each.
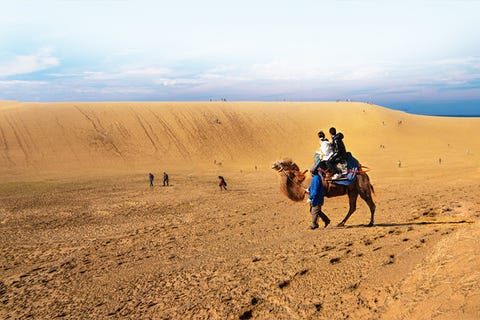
[331,153,359,186]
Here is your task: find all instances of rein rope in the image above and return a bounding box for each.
[279,167,305,187]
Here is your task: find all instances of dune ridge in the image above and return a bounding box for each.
[1,101,479,179]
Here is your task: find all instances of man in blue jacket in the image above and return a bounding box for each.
[308,165,331,229]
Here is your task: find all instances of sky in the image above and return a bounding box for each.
[1,0,480,115]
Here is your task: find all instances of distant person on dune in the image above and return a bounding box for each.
[218,176,227,191]
[163,172,169,186]
[307,164,330,229]
[148,173,154,187]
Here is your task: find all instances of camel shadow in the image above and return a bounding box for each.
[344,220,473,229]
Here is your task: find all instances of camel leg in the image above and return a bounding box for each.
[337,190,358,227]
[359,190,376,227]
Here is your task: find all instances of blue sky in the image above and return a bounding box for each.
[1,0,480,115]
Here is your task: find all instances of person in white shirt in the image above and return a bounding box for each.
[314,131,337,177]
[318,131,333,161]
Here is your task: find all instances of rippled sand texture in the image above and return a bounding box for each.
[1,101,479,319]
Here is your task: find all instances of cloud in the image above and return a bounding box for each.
[0,80,47,87]
[247,59,392,82]
[0,48,59,77]
[78,67,173,81]
[154,78,205,87]
[73,86,155,96]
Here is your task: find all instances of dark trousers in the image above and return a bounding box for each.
[310,205,330,227]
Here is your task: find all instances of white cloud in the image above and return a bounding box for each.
[0,80,47,87]
[123,67,172,76]
[80,67,173,80]
[0,48,59,77]
[248,59,390,82]
[154,78,204,87]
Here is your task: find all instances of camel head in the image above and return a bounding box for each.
[272,158,300,173]
[272,158,308,202]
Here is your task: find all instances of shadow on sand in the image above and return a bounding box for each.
[344,220,473,229]
[217,189,249,192]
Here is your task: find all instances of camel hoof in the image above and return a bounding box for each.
[368,222,374,227]
[337,222,345,227]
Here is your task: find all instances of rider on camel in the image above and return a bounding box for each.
[328,127,348,179]
[314,131,335,173]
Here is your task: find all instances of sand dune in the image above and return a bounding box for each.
[0,101,318,177]
[0,101,479,319]
[1,101,479,178]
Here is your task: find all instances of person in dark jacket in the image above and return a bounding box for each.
[307,165,330,229]
[328,127,348,179]
[163,172,169,186]
[148,173,154,187]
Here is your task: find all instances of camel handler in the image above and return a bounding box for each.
[306,164,331,229]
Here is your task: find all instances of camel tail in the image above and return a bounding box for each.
[359,171,375,195]
[367,176,375,202]
[365,172,374,194]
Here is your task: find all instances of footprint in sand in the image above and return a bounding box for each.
[330,257,341,264]
[385,254,395,265]
[278,280,290,289]
[239,309,253,319]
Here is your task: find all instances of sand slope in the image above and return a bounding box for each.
[0,101,318,177]
[1,101,479,177]
[0,101,479,319]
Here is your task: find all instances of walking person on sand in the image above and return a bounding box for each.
[163,172,169,186]
[218,176,227,191]
[306,165,330,229]
[148,173,154,187]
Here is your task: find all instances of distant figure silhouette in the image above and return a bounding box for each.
[148,173,154,187]
[218,176,227,191]
[163,172,169,186]
[398,160,401,168]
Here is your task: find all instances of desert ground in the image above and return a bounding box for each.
[0,101,479,319]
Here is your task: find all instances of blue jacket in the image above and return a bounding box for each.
[309,174,324,206]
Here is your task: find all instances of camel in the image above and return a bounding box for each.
[272,158,376,227]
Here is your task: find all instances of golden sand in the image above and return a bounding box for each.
[0,101,479,319]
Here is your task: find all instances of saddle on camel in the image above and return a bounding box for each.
[272,154,376,227]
